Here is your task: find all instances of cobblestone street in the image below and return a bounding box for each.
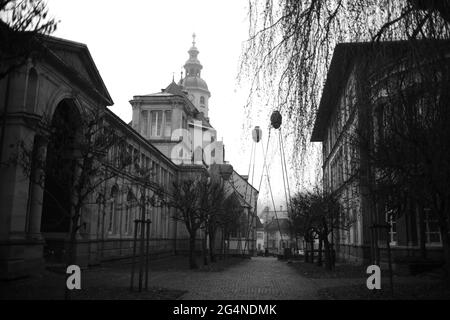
[1,256,325,300]
[149,257,320,300]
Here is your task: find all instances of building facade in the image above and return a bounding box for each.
[0,32,258,279]
[311,41,447,266]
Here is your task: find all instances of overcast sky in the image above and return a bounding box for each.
[45,0,306,216]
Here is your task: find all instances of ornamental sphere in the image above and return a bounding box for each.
[252,126,262,143]
[270,110,282,129]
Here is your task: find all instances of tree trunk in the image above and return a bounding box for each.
[418,206,427,260]
[323,236,332,271]
[220,229,225,260]
[189,234,198,269]
[310,240,314,264]
[322,217,332,270]
[65,207,80,300]
[209,229,216,262]
[439,221,450,287]
[304,238,309,262]
[317,235,323,267]
[202,230,208,266]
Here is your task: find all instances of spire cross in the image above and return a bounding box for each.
[192,32,196,46]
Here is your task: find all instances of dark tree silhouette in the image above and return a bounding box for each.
[0,0,58,80]
[240,0,450,184]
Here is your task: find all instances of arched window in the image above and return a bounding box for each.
[125,190,134,235]
[26,68,38,113]
[200,96,205,105]
[108,185,119,233]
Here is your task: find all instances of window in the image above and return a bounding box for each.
[162,168,167,188]
[124,205,129,235]
[164,110,172,137]
[352,209,359,244]
[127,145,133,172]
[330,149,343,191]
[141,153,145,170]
[424,209,442,244]
[155,164,160,183]
[141,110,148,136]
[182,113,187,129]
[108,186,119,234]
[133,148,139,171]
[151,161,156,182]
[125,190,134,235]
[200,96,205,105]
[386,210,397,246]
[151,110,163,136]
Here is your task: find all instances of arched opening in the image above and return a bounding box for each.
[108,185,119,234]
[41,99,81,261]
[25,68,38,113]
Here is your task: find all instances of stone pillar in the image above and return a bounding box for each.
[27,135,48,240]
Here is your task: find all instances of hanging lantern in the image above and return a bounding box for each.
[270,110,282,129]
[252,126,262,143]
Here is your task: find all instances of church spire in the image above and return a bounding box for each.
[184,32,202,77]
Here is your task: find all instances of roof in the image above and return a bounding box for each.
[310,39,450,142]
[38,34,113,106]
[105,108,178,170]
[0,22,113,106]
[182,76,209,92]
[134,81,213,129]
[165,80,187,96]
[265,218,291,233]
[255,216,264,230]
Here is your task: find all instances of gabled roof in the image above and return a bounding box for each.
[311,40,450,142]
[165,81,186,96]
[255,216,264,230]
[0,23,113,106]
[38,35,113,106]
[266,218,291,233]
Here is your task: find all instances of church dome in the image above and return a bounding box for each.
[182,33,210,93]
[182,76,209,91]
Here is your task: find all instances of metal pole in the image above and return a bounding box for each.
[386,227,394,296]
[138,198,145,292]
[130,219,138,291]
[145,219,151,291]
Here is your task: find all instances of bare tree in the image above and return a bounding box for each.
[198,179,226,264]
[9,108,130,264]
[240,0,450,184]
[169,176,207,269]
[349,41,450,282]
[289,188,351,270]
[220,194,244,259]
[0,0,58,80]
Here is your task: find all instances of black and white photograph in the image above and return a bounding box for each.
[1,0,450,308]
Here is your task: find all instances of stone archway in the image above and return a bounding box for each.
[40,98,81,262]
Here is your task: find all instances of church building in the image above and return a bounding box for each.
[0,28,257,279]
[130,34,225,166]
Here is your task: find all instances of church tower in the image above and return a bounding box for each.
[180,33,211,119]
